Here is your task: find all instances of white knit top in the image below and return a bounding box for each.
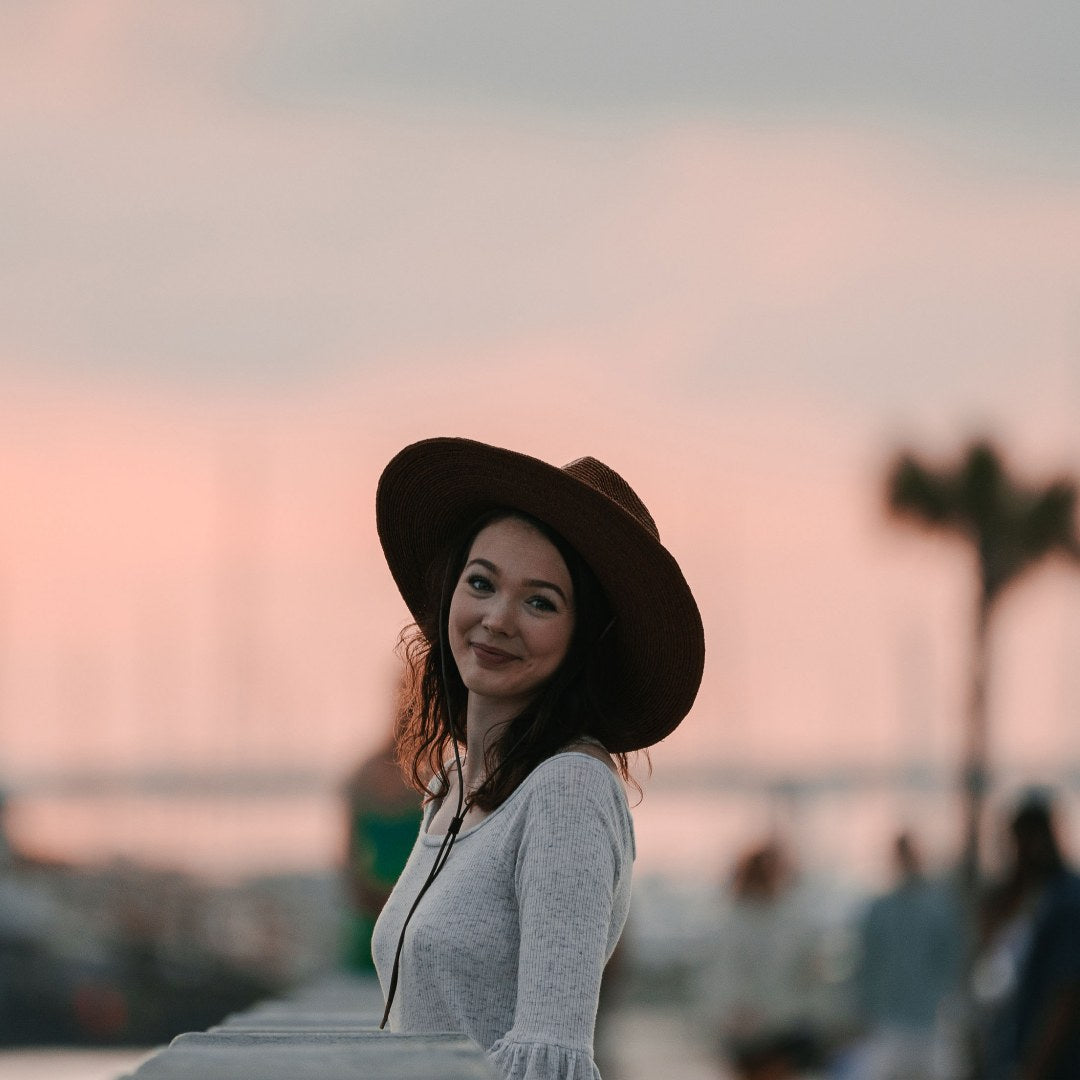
[371,752,635,1080]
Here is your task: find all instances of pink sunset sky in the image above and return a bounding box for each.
[2,3,1080,882]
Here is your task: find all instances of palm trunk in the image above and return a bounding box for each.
[962,591,991,896]
[958,590,992,1078]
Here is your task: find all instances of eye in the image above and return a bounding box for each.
[464,573,493,593]
[527,595,558,613]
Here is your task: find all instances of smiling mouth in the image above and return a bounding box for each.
[470,643,519,665]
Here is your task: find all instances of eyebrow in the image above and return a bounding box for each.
[465,558,570,605]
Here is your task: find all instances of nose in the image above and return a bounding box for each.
[481,595,515,636]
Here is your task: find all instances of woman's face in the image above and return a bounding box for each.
[448,515,575,716]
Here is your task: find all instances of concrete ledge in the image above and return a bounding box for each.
[124,1031,495,1079]
[213,1012,381,1032]
[120,975,496,1079]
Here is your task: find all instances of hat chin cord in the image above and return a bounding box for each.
[379,567,470,1031]
[378,599,617,1029]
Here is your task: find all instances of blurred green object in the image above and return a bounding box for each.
[342,753,423,974]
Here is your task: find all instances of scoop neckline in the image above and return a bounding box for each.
[420,751,623,844]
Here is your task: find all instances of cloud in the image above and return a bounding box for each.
[230,1,1080,130]
[8,2,1079,131]
[1,2,1077,420]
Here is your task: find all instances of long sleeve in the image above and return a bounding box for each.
[487,760,632,1079]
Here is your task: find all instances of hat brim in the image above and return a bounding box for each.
[376,437,704,751]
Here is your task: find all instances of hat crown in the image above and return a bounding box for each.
[562,457,659,541]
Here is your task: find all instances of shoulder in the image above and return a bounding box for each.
[528,749,626,799]
[562,737,619,772]
[514,752,634,843]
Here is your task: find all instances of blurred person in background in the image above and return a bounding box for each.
[341,682,423,974]
[697,838,824,1080]
[851,832,961,1080]
[975,792,1080,1080]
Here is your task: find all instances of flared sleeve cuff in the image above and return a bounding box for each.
[487,1036,601,1080]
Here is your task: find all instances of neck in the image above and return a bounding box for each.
[460,694,525,791]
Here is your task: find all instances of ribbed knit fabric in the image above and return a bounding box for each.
[371,753,635,1080]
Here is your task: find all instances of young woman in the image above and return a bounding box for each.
[371,437,705,1080]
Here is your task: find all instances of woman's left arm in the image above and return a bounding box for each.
[489,758,633,1080]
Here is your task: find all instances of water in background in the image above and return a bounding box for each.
[8,776,1077,885]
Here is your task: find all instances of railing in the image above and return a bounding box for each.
[121,973,496,1079]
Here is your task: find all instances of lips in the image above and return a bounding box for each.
[469,642,519,667]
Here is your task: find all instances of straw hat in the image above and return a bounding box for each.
[376,437,704,751]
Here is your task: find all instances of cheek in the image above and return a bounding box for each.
[447,586,474,631]
[447,597,466,636]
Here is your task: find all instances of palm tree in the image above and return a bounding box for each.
[888,439,1080,891]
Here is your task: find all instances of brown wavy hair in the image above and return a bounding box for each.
[395,509,643,811]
